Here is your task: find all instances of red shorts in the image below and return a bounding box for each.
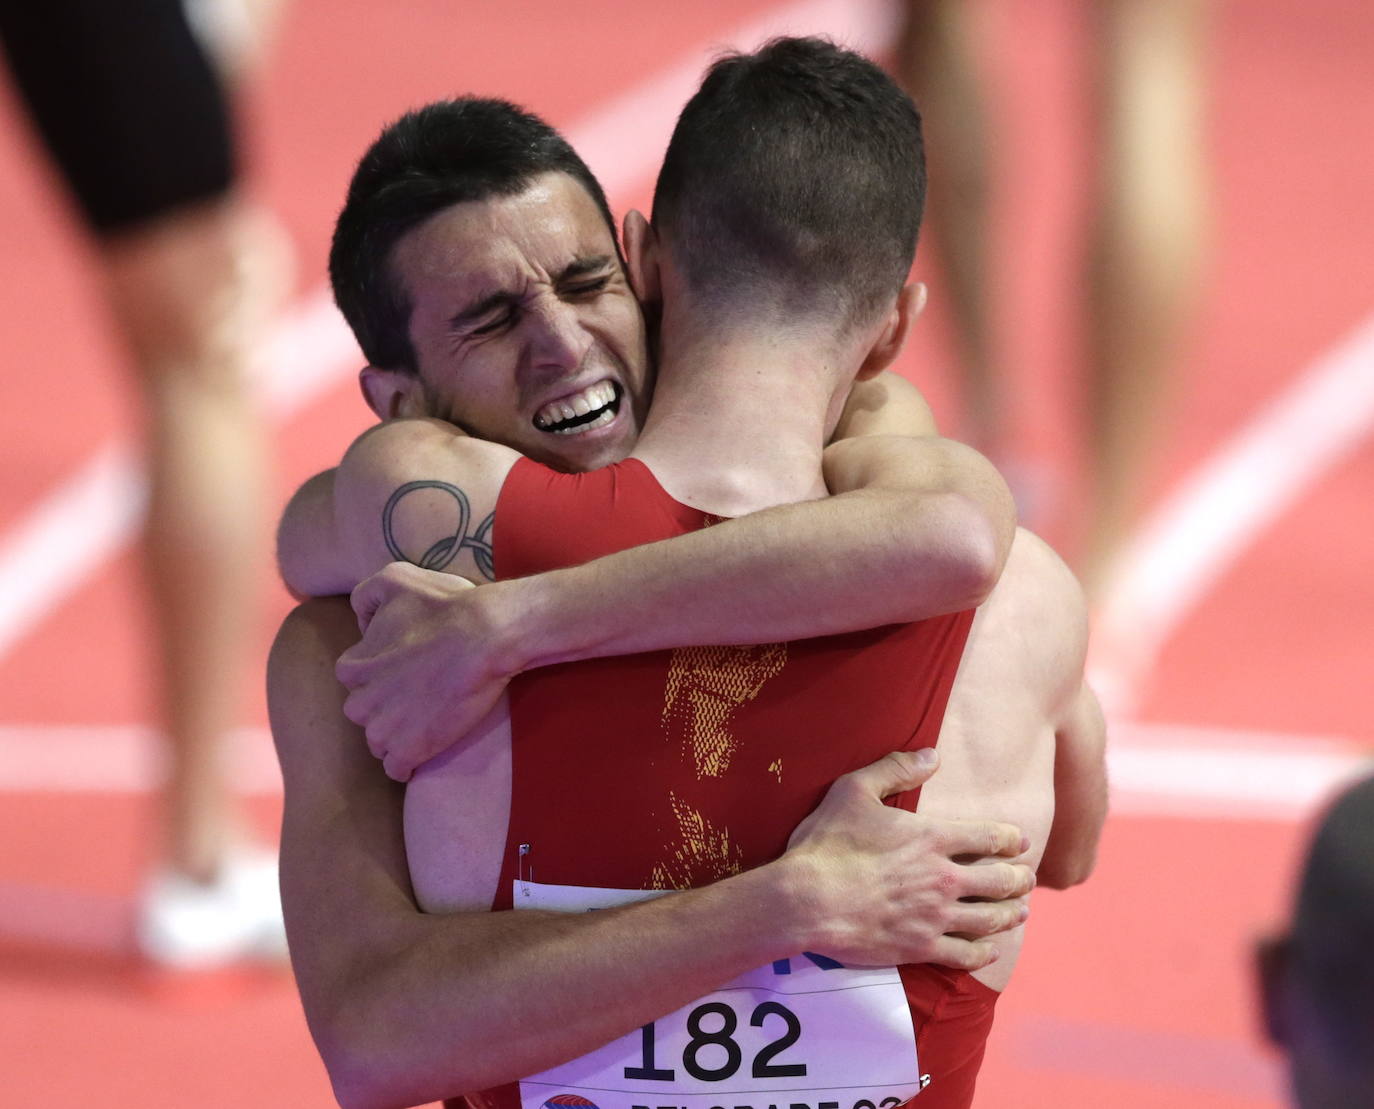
[902,966,1000,1109]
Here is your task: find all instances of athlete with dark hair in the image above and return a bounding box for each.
[272,38,1104,1109]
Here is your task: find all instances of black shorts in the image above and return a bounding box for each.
[0,0,236,235]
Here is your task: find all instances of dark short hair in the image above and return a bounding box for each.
[1290,773,1374,1062]
[651,36,925,328]
[330,98,617,371]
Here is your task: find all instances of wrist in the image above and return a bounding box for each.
[485,570,588,676]
[735,852,829,958]
[477,578,537,679]
[497,564,611,674]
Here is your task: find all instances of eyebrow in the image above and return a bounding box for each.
[449,255,617,330]
[557,255,616,283]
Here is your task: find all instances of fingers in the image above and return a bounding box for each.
[840,748,940,801]
[382,748,414,783]
[925,935,1001,973]
[341,686,384,749]
[945,898,1030,939]
[335,642,368,688]
[940,820,1032,860]
[340,686,419,783]
[350,570,391,634]
[957,861,1036,902]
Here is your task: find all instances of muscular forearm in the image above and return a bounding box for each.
[494,436,1013,675]
[276,601,814,1108]
[318,865,811,1109]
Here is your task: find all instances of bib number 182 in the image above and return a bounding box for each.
[625,1001,806,1083]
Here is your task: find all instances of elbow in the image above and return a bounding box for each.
[276,545,319,604]
[314,1005,430,1109]
[330,1070,391,1109]
[276,554,313,603]
[323,1044,429,1109]
[316,1017,397,1109]
[316,1004,481,1109]
[953,485,1015,607]
[1036,845,1099,891]
[901,492,1008,613]
[950,514,1004,609]
[1036,862,1092,891]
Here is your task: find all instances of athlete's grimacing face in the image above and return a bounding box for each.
[389,172,652,472]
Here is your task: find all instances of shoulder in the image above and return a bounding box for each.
[333,420,523,579]
[1003,530,1085,616]
[341,417,522,484]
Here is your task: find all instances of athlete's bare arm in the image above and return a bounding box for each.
[278,417,512,599]
[272,598,1035,1109]
[1037,680,1108,889]
[278,371,959,597]
[831,371,939,439]
[277,377,1014,779]
[915,529,1108,990]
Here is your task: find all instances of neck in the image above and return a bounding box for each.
[632,314,851,517]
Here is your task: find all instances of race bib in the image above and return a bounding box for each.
[514,880,926,1109]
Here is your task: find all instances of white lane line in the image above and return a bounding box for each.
[1108,722,1373,822]
[0,0,895,666]
[0,441,147,660]
[0,880,135,957]
[2,721,1368,824]
[1091,310,1374,711]
[0,724,284,795]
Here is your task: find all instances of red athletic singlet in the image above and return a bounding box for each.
[452,457,995,1109]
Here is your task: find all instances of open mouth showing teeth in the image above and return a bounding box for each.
[533,380,622,435]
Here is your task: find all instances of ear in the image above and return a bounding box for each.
[622,209,661,306]
[856,282,927,381]
[359,365,428,421]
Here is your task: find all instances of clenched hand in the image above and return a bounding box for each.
[336,562,516,781]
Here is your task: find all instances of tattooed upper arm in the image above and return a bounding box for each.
[381,480,495,581]
[334,418,519,587]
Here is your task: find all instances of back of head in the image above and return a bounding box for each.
[1289,775,1374,1069]
[1264,773,1374,1106]
[330,98,615,371]
[651,36,925,332]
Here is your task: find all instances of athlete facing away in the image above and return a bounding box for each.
[271,39,1104,1109]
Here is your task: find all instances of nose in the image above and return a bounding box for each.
[523,296,592,376]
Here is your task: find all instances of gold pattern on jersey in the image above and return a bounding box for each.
[648,790,744,889]
[660,643,788,777]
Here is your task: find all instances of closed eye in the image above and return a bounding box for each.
[561,275,612,298]
[468,306,518,337]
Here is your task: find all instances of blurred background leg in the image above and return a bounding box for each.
[101,195,276,879]
[1081,0,1210,598]
[895,0,1001,457]
[0,0,289,964]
